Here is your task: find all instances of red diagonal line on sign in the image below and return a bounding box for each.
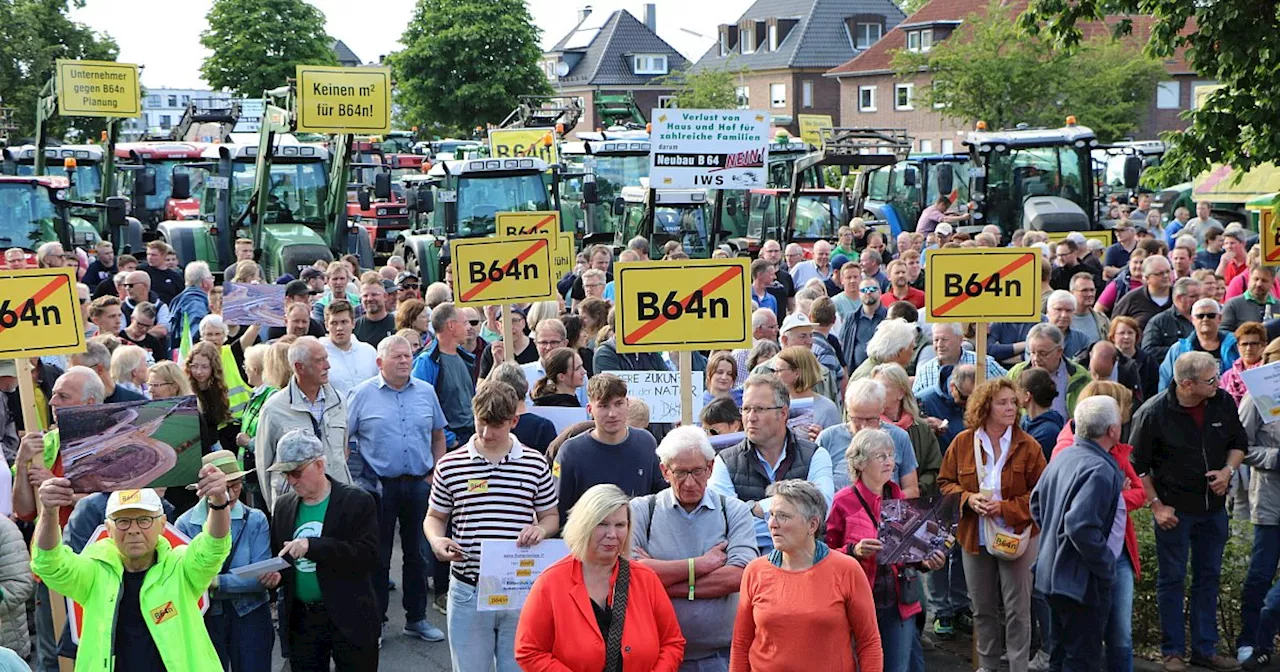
[1268,245,1280,263]
[460,239,549,303]
[933,254,1034,317]
[623,266,742,345]
[0,274,69,337]
[532,214,556,232]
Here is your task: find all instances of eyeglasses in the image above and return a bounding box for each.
[859,286,880,294]
[741,405,784,415]
[285,460,316,480]
[1201,375,1220,386]
[147,381,175,389]
[867,452,894,464]
[535,340,566,348]
[400,283,419,291]
[1147,270,1171,278]
[1193,313,1219,320]
[467,319,481,326]
[1240,341,1265,348]
[668,467,709,481]
[110,514,161,531]
[121,283,138,289]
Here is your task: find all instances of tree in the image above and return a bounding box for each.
[0,0,119,140]
[1020,0,1280,182]
[892,0,1165,143]
[659,65,745,110]
[199,0,336,98]
[895,0,929,17]
[389,0,550,133]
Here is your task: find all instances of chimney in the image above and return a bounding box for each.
[578,6,592,23]
[644,3,656,32]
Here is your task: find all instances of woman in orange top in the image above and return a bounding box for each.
[515,484,684,672]
[730,479,883,672]
[937,378,1046,672]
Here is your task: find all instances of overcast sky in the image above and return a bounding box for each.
[69,0,754,90]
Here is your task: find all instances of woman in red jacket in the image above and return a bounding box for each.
[1052,380,1147,672]
[827,429,944,672]
[515,484,685,672]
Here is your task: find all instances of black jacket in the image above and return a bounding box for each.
[1075,341,1144,402]
[1131,387,1247,514]
[1141,306,1194,366]
[271,477,380,650]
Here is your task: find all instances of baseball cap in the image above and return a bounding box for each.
[0,359,15,378]
[379,279,397,293]
[267,430,326,473]
[274,274,296,285]
[1086,238,1104,252]
[105,489,164,518]
[396,271,419,286]
[831,254,850,271]
[185,450,254,489]
[1066,232,1087,246]
[300,267,324,281]
[497,305,528,320]
[936,223,954,237]
[284,280,317,298]
[781,313,814,334]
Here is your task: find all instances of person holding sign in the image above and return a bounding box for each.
[32,465,232,671]
[937,377,1046,672]
[427,380,559,672]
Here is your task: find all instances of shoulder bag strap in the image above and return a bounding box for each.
[603,558,632,672]
[851,487,879,531]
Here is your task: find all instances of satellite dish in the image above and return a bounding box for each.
[555,61,570,78]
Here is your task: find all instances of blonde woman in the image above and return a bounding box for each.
[772,347,841,430]
[145,360,193,399]
[872,362,942,496]
[109,344,150,398]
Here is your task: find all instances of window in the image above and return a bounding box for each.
[895,83,913,110]
[159,115,171,129]
[769,24,778,51]
[856,23,882,49]
[802,80,814,108]
[770,83,786,108]
[147,95,160,107]
[633,54,668,75]
[657,95,677,109]
[736,85,750,109]
[907,31,920,52]
[1156,81,1181,109]
[858,86,876,112]
[181,95,191,105]
[921,29,934,51]
[920,139,933,153]
[941,139,954,154]
[742,26,756,53]
[167,95,178,107]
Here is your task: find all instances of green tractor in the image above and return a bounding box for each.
[159,88,374,279]
[0,174,129,263]
[614,184,715,259]
[394,156,559,283]
[560,129,650,243]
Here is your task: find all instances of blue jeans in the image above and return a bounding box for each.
[377,477,431,622]
[1049,590,1111,672]
[678,648,730,672]
[1032,587,1053,654]
[1239,524,1280,650]
[447,580,521,672]
[1106,553,1135,672]
[878,609,925,672]
[205,602,273,672]
[1154,507,1229,658]
[925,544,970,619]
[34,582,57,672]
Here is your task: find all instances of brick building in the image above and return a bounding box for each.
[825,0,1207,152]
[690,0,907,136]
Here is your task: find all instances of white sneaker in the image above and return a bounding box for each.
[1029,650,1051,671]
[1238,645,1255,663]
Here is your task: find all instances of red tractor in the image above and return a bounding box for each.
[115,142,209,228]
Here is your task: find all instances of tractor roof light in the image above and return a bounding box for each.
[63,157,77,170]
[1065,115,1077,126]
[541,133,553,147]
[645,122,652,134]
[975,120,988,131]
[555,123,565,136]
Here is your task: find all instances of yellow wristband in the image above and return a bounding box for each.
[687,558,696,601]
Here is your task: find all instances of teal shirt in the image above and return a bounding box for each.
[293,494,330,603]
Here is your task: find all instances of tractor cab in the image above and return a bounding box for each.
[863,154,972,234]
[5,144,105,203]
[0,175,128,260]
[561,128,650,238]
[616,184,714,259]
[114,142,208,226]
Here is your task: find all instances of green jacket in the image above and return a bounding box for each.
[1007,358,1091,417]
[31,524,230,671]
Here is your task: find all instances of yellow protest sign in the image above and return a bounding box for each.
[56,60,141,118]
[494,212,561,239]
[0,268,88,358]
[1263,206,1280,264]
[295,65,392,134]
[1044,230,1113,247]
[451,236,557,306]
[554,233,575,280]
[614,259,751,353]
[488,129,558,165]
[926,248,1042,323]
[797,114,833,148]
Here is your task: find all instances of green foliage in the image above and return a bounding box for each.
[895,0,929,17]
[659,65,745,110]
[1132,508,1254,658]
[0,0,120,140]
[389,0,551,133]
[1020,0,1280,184]
[892,0,1166,143]
[199,0,337,98]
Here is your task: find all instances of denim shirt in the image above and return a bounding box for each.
[175,500,272,617]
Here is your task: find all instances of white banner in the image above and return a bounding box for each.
[649,109,770,190]
[603,369,704,424]
[476,539,570,611]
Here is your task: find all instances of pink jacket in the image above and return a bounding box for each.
[826,480,922,621]
[1053,422,1144,579]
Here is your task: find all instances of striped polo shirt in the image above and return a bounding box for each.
[429,435,558,582]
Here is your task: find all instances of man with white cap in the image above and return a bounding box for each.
[32,463,232,671]
[269,429,379,669]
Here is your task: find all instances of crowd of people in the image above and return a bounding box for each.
[0,197,1277,672]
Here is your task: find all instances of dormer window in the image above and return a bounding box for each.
[855,23,882,49]
[633,54,668,75]
[742,24,757,53]
[907,28,934,53]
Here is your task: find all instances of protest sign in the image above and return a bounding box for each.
[874,494,960,566]
[221,283,286,328]
[649,109,770,189]
[295,65,392,134]
[1242,360,1280,424]
[603,370,704,424]
[477,539,570,611]
[58,396,203,493]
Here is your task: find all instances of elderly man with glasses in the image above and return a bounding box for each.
[630,426,758,672]
[1158,298,1240,391]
